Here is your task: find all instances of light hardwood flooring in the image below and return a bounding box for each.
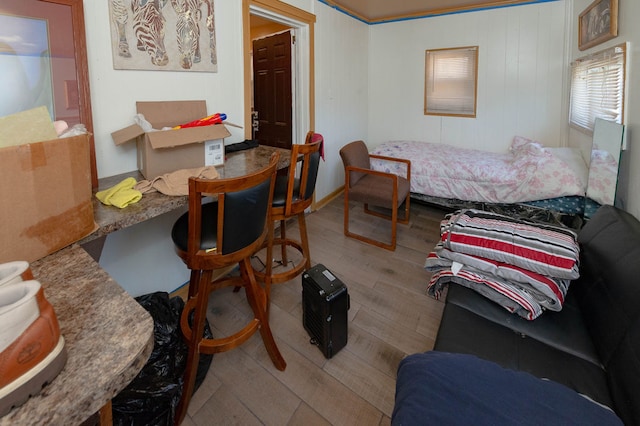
[181,195,450,426]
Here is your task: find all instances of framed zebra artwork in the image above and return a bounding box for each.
[108,0,218,72]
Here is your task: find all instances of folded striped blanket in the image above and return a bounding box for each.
[425,209,580,320]
[440,209,580,279]
[427,267,544,320]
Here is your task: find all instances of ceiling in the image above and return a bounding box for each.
[322,0,548,23]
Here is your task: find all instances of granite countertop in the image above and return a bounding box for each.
[84,145,291,243]
[0,245,155,425]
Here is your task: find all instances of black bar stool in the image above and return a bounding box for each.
[170,153,286,425]
[253,132,323,292]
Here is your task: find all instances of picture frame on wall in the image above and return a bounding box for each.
[578,0,618,51]
[108,0,218,72]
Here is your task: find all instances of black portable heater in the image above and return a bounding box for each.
[302,264,349,358]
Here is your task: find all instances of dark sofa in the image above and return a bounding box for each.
[393,205,640,425]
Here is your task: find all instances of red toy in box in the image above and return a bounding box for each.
[173,113,227,129]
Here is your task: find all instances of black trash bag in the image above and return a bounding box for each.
[112,292,213,426]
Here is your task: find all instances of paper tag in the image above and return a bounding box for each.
[204,140,224,166]
[322,269,336,281]
[451,261,463,276]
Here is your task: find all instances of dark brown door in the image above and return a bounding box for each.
[253,31,292,149]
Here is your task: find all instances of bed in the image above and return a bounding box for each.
[370,137,591,225]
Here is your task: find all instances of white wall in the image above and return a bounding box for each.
[83,0,246,179]
[368,1,569,153]
[99,208,189,297]
[569,0,640,218]
[314,1,369,197]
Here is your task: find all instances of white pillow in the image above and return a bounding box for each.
[546,147,589,186]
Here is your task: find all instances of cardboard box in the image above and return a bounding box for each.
[0,134,97,263]
[111,101,231,179]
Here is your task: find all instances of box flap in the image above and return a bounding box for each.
[136,100,207,128]
[112,124,145,146]
[147,124,231,150]
[0,106,58,148]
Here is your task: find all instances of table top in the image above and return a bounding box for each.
[0,245,155,425]
[86,144,291,242]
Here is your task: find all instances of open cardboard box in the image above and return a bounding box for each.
[0,134,97,263]
[111,100,231,179]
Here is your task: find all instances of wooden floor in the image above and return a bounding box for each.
[181,195,450,426]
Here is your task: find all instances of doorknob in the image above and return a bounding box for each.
[252,111,259,130]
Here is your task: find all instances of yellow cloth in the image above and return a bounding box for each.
[96,177,142,208]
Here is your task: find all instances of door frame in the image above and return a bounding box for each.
[243,0,316,146]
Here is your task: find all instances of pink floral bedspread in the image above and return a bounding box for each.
[370,139,586,204]
[587,149,618,205]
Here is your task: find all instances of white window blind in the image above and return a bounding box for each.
[570,43,626,132]
[425,46,478,117]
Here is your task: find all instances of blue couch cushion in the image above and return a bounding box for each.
[392,351,622,426]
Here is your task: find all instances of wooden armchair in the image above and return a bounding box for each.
[339,140,411,251]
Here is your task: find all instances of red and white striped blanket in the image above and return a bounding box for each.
[425,209,580,320]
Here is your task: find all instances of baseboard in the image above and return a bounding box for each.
[313,186,344,211]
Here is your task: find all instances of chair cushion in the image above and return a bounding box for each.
[272,175,301,208]
[393,351,622,426]
[171,202,218,252]
[347,174,410,209]
[434,301,614,409]
[445,284,601,366]
[340,141,371,187]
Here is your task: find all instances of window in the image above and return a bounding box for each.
[570,43,626,132]
[424,46,478,117]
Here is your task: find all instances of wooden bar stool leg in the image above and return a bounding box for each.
[187,270,200,299]
[260,219,275,309]
[279,219,288,265]
[298,212,311,270]
[174,269,212,425]
[98,400,113,426]
[240,258,286,371]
